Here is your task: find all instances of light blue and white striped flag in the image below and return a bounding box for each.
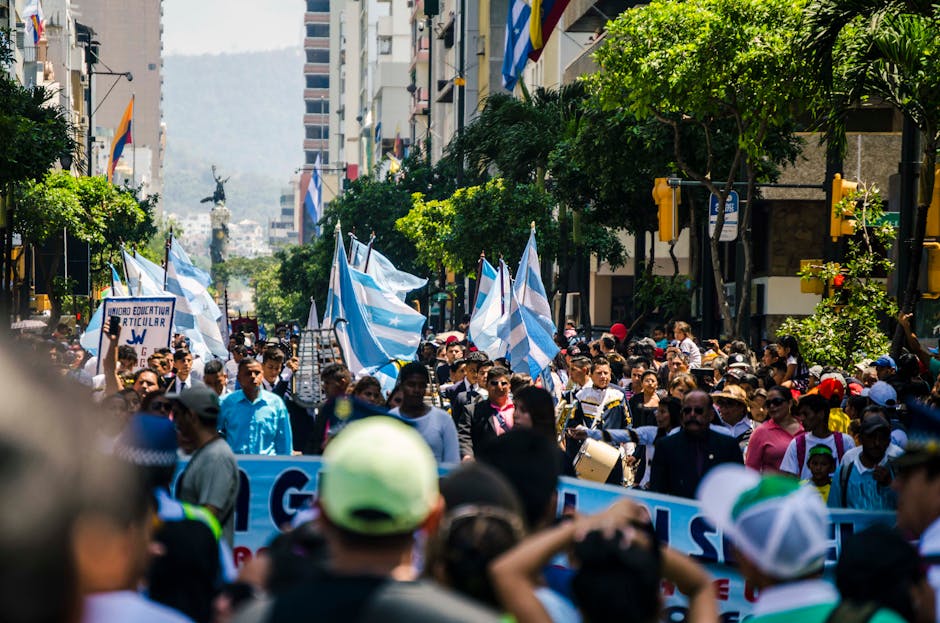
[304,155,323,238]
[168,238,211,288]
[347,267,426,361]
[109,264,129,297]
[505,287,560,379]
[501,0,533,90]
[122,248,163,296]
[350,239,427,301]
[513,226,556,338]
[324,227,395,375]
[132,251,215,360]
[468,258,511,359]
[166,251,228,359]
[79,304,103,355]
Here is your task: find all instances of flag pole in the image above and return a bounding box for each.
[347,230,357,265]
[363,232,376,272]
[521,222,535,308]
[471,250,485,311]
[163,228,172,290]
[120,246,133,296]
[499,256,506,316]
[131,93,136,188]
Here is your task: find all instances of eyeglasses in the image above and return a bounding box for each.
[150,401,172,413]
[766,397,787,407]
[682,406,707,415]
[489,380,509,386]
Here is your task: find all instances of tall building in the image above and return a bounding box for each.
[304,0,330,169]
[73,0,164,205]
[269,179,301,250]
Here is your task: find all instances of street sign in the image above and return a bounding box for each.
[708,190,739,242]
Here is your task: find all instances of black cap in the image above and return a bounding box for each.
[859,413,890,435]
[166,383,220,420]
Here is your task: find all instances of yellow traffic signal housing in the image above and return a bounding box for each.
[653,177,680,242]
[925,167,940,238]
[799,259,825,295]
[923,242,940,300]
[830,173,858,241]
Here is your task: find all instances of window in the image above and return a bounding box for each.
[378,36,392,55]
[305,151,329,165]
[306,48,330,63]
[306,100,330,114]
[306,23,329,38]
[305,75,330,89]
[306,0,330,13]
[305,125,329,140]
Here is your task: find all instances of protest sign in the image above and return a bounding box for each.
[96,296,175,373]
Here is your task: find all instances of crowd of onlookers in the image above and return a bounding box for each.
[5,309,940,623]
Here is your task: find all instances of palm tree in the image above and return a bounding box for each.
[803,0,940,353]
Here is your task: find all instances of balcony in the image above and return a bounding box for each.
[412,35,430,64]
[410,87,430,116]
[436,79,454,103]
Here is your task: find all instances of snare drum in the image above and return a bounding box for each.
[574,438,621,483]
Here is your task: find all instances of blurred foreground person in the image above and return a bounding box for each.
[698,465,904,623]
[234,417,499,622]
[490,499,716,623]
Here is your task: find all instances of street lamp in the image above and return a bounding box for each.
[76,22,132,177]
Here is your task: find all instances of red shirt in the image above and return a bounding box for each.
[746,417,803,473]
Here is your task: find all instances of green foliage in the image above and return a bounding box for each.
[251,258,302,327]
[15,172,156,290]
[779,185,897,368]
[398,179,558,276]
[634,272,693,324]
[0,34,75,188]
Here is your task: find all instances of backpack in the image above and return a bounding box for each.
[796,432,847,474]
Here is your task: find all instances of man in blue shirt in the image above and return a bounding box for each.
[219,358,292,455]
[829,409,898,510]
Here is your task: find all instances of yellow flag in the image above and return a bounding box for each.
[529,0,543,49]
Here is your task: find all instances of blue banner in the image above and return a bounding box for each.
[219,457,894,619]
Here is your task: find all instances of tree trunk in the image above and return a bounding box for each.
[892,137,937,357]
[557,203,569,330]
[733,166,757,338]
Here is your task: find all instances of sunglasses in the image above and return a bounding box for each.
[489,380,510,386]
[766,397,788,407]
[682,406,707,415]
[150,401,172,413]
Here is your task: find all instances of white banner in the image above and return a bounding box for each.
[96,296,176,373]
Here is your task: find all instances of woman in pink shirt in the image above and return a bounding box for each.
[745,385,803,472]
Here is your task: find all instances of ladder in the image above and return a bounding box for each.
[294,323,346,408]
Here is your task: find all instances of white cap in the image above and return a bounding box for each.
[697,465,829,580]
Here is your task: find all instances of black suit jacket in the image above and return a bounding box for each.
[457,400,501,460]
[649,429,743,499]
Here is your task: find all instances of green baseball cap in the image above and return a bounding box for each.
[320,417,439,536]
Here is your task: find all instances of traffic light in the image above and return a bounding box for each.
[926,166,940,238]
[830,173,858,241]
[653,177,680,243]
[799,259,825,294]
[922,242,940,299]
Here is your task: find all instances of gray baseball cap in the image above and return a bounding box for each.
[166,383,220,420]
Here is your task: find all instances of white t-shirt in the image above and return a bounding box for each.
[779,432,856,479]
[679,337,702,368]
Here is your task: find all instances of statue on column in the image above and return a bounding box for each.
[202,166,230,289]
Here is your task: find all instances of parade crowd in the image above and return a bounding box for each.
[6,310,940,623]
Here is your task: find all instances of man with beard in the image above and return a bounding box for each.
[650,390,743,498]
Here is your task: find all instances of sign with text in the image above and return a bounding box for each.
[97,296,175,373]
[708,190,740,242]
[216,457,894,620]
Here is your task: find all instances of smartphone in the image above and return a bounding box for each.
[108,315,121,337]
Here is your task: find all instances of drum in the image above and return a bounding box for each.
[574,438,621,483]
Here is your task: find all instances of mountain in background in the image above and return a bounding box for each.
[162,47,304,224]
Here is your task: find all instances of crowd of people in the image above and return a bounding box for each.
[5,309,940,623]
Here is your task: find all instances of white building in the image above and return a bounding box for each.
[229,219,271,259]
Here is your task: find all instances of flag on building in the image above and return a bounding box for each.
[513,225,556,338]
[501,0,532,91]
[107,96,134,182]
[304,155,323,238]
[502,0,571,90]
[350,238,427,301]
[375,121,382,145]
[468,258,512,360]
[23,0,44,44]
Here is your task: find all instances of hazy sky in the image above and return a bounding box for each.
[163,0,305,56]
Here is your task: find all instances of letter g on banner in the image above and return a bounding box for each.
[270,468,317,527]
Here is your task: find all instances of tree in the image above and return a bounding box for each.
[802,0,940,355]
[592,0,811,337]
[15,172,155,317]
[398,179,560,275]
[779,184,896,367]
[0,33,75,324]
